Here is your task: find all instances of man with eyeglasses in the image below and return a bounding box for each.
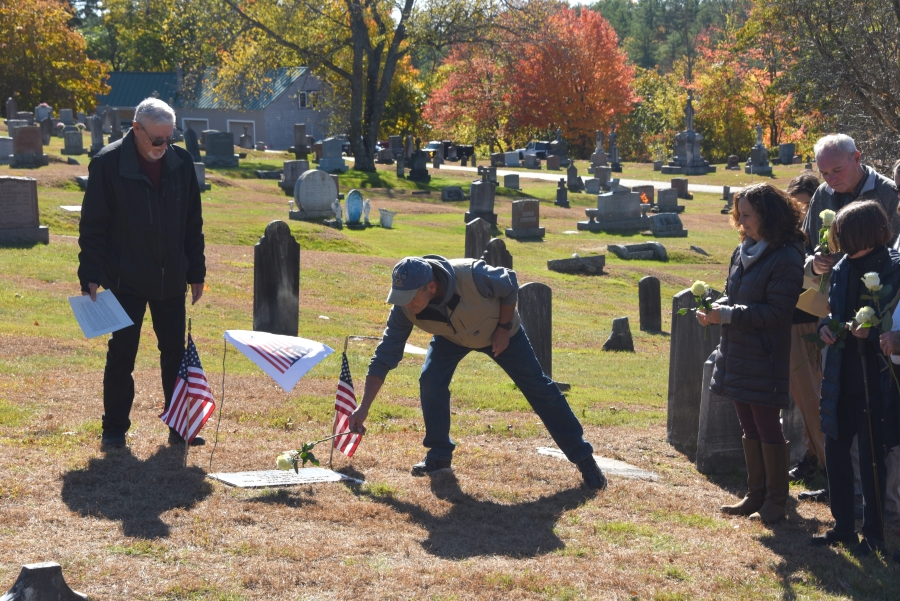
[78,97,206,450]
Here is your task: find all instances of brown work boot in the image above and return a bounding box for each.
[749,441,790,524]
[721,438,766,516]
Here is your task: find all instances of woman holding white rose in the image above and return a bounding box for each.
[696,183,805,524]
[814,200,900,557]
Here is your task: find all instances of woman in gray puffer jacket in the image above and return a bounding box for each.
[696,183,805,523]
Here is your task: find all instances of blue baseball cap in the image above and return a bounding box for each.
[386,257,433,305]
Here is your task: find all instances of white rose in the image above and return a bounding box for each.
[276,452,295,471]
[691,281,708,296]
[855,306,876,324]
[820,209,836,227]
[861,272,882,291]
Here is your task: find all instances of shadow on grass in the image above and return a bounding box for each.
[356,471,594,558]
[60,445,212,539]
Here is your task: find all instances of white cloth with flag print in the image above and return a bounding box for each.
[160,334,215,443]
[224,330,333,392]
[333,353,361,457]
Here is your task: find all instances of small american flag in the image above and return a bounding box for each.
[332,353,361,457]
[160,334,215,443]
[228,330,309,374]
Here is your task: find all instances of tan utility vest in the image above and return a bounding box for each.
[402,259,521,348]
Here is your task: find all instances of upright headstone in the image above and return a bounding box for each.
[523,153,540,169]
[59,109,74,125]
[578,185,647,232]
[432,152,443,169]
[632,184,655,206]
[602,317,634,351]
[778,143,795,165]
[546,155,561,171]
[503,151,520,167]
[88,115,104,157]
[5,97,17,120]
[584,178,601,195]
[203,132,239,168]
[290,169,338,220]
[656,188,684,214]
[239,125,253,149]
[518,282,553,378]
[388,135,402,159]
[408,138,430,183]
[555,179,569,208]
[61,130,85,155]
[464,218,492,260]
[9,127,48,168]
[726,155,740,170]
[108,111,123,143]
[667,289,722,449]
[466,172,497,225]
[590,130,607,168]
[6,120,29,141]
[194,163,211,192]
[649,213,688,237]
[184,127,201,162]
[594,166,611,189]
[670,178,692,200]
[0,138,11,165]
[279,160,309,195]
[405,134,414,161]
[505,199,544,239]
[608,124,622,173]
[0,177,49,244]
[0,562,87,601]
[660,91,716,175]
[291,124,308,158]
[253,221,300,336]
[481,237,513,269]
[318,137,347,173]
[638,276,661,332]
[566,164,584,192]
[745,124,772,175]
[395,154,405,178]
[548,128,569,167]
[39,117,52,145]
[695,351,745,474]
[345,189,364,227]
[503,174,520,190]
[16,111,34,125]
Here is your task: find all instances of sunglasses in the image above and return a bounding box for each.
[140,127,175,147]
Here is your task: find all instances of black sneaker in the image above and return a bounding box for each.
[411,457,452,476]
[168,430,206,447]
[798,488,829,503]
[810,529,859,548]
[100,432,126,450]
[577,456,608,491]
[789,453,819,482]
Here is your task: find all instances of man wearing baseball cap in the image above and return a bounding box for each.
[348,255,607,490]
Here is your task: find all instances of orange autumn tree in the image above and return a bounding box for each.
[512,6,635,156]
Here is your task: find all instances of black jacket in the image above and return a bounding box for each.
[77,130,205,299]
[710,241,804,408]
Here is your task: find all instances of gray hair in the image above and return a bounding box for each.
[134,98,176,127]
[813,134,858,160]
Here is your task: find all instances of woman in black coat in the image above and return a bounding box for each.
[696,183,805,523]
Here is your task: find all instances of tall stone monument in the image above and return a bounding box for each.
[0,177,50,244]
[590,130,607,171]
[745,124,773,176]
[253,221,300,336]
[547,128,569,167]
[608,124,622,173]
[661,92,716,175]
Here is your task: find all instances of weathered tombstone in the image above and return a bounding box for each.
[0,138,11,165]
[479,165,497,184]
[602,317,634,351]
[649,213,688,237]
[87,115,104,157]
[203,132,239,168]
[345,189,364,227]
[745,124,772,175]
[39,117,52,145]
[376,147,394,164]
[77,111,87,124]
[388,135,402,159]
[670,178,692,200]
[608,242,667,261]
[653,160,663,171]
[405,134,414,160]
[441,186,465,202]
[395,154,405,178]
[194,163,211,191]
[778,143,795,166]
[6,119,28,141]
[13,112,32,125]
[291,124,308,158]
[547,255,605,275]
[62,130,85,155]
[5,97,17,120]
[59,108,74,125]
[518,282,553,378]
[655,188,684,214]
[667,289,722,450]
[481,237,512,269]
[408,138,430,183]
[183,127,201,162]
[253,221,299,337]
[632,184,655,206]
[523,153,540,169]
[318,138,347,173]
[726,155,740,170]
[546,155,561,171]
[584,178,601,195]
[639,276,661,332]
[590,130,608,168]
[503,173,520,190]
[0,562,88,601]
[594,166,611,189]
[279,160,309,195]
[490,152,504,167]
[464,218,492,259]
[107,111,123,143]
[466,171,497,225]
[555,179,569,208]
[578,185,647,232]
[432,151,443,169]
[503,151,520,167]
[695,351,745,474]
[548,128,569,166]
[290,169,338,220]
[505,199,544,239]
[0,177,49,244]
[239,125,253,149]
[9,127,48,168]
[461,155,468,167]
[566,164,584,192]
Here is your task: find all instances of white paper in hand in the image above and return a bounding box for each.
[891,301,900,365]
[68,290,134,338]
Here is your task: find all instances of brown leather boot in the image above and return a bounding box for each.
[721,437,766,515]
[750,441,790,524]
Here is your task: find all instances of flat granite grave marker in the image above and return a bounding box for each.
[9,127,48,168]
[464,218,492,259]
[203,132,239,168]
[649,213,688,237]
[290,169,338,221]
[639,276,661,332]
[253,220,300,336]
[667,289,722,449]
[0,177,49,244]
[1,562,88,600]
[209,468,360,488]
[602,317,634,351]
[505,199,544,239]
[537,447,658,481]
[481,237,512,269]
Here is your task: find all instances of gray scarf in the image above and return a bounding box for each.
[740,238,769,270]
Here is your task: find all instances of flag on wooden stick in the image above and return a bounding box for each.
[160,334,215,443]
[332,353,361,457]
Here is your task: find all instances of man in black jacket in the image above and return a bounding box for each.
[77,98,206,449]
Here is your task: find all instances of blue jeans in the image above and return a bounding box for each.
[418,329,593,463]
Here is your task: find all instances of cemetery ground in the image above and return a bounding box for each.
[1,132,898,600]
